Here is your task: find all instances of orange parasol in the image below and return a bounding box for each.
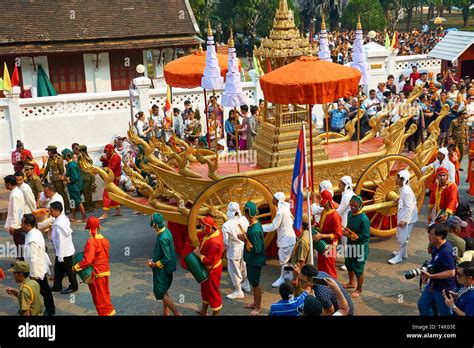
[164,51,241,89]
[260,56,361,105]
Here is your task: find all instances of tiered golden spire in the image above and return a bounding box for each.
[198,43,203,53]
[228,28,234,48]
[321,14,326,31]
[254,0,316,66]
[207,20,213,36]
[357,15,362,30]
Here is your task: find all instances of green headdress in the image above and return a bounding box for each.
[150,212,165,229]
[244,201,258,217]
[350,194,364,211]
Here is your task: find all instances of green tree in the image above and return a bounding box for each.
[189,0,215,37]
[340,0,386,30]
[297,0,343,31]
[401,0,419,30]
[454,0,473,27]
[379,0,403,30]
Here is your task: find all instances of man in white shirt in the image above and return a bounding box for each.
[37,183,65,234]
[421,147,456,185]
[4,175,26,251]
[21,214,55,315]
[222,202,251,299]
[15,171,36,214]
[262,192,296,288]
[362,89,381,117]
[389,170,419,265]
[49,201,78,294]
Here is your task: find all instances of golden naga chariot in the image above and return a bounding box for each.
[78,1,448,248]
[78,86,449,247]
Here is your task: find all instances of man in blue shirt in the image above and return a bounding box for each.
[329,101,348,133]
[418,224,457,316]
[293,264,354,315]
[269,281,309,316]
[443,260,474,316]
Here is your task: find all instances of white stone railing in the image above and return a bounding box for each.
[390,54,441,82]
[19,90,138,119]
[0,79,262,175]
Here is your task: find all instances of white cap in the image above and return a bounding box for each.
[319,180,333,192]
[438,147,448,157]
[218,138,226,147]
[398,169,410,184]
[340,176,353,191]
[274,192,286,202]
[227,202,241,216]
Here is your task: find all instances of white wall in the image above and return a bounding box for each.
[0,81,261,176]
[83,53,112,93]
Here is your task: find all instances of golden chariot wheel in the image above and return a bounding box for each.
[187,176,276,248]
[354,155,425,238]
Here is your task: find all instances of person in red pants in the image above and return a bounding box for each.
[73,217,115,316]
[313,190,343,279]
[99,144,122,220]
[194,216,224,316]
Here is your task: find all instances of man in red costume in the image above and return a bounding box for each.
[99,144,122,220]
[194,216,224,316]
[72,217,115,316]
[313,190,342,279]
[428,167,459,224]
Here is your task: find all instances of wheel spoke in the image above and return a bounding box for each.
[213,193,225,207]
[255,212,272,219]
[377,214,384,230]
[370,214,377,223]
[363,199,374,205]
[362,186,376,194]
[376,167,385,181]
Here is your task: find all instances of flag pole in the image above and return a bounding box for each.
[302,121,314,265]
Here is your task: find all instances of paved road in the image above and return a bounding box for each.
[0,159,470,316]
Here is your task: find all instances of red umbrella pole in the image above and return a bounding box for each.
[308,104,315,192]
[203,88,210,148]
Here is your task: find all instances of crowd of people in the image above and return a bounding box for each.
[2,69,474,316]
[315,28,445,65]
[325,68,473,163]
[135,100,261,154]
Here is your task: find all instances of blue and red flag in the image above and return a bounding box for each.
[290,126,310,236]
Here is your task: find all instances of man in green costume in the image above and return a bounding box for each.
[77,145,95,213]
[342,195,371,298]
[239,201,266,316]
[61,149,86,222]
[147,213,181,316]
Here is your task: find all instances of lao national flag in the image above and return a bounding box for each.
[290,127,309,236]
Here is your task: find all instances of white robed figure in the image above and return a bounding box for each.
[222,202,251,299]
[262,192,296,288]
[389,169,418,265]
[311,180,334,223]
[421,147,456,184]
[336,176,354,271]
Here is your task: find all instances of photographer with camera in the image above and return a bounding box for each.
[292,264,354,316]
[443,261,474,316]
[418,224,457,316]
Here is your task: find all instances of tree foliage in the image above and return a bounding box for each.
[340,0,387,30]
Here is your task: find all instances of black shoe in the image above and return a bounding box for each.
[51,287,62,292]
[459,168,464,171]
[61,287,78,295]
[44,309,56,316]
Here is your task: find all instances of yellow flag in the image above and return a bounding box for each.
[3,62,12,92]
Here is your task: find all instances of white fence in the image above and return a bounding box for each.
[390,54,442,83]
[0,80,262,175]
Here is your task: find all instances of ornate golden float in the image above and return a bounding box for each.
[79,91,448,244]
[79,0,448,247]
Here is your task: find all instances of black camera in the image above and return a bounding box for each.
[405,260,436,280]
